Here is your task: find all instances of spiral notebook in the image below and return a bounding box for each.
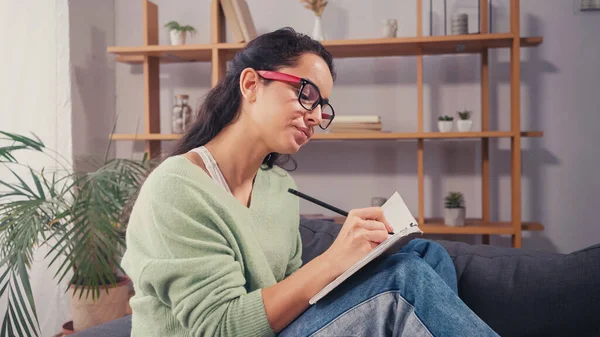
[309,191,423,305]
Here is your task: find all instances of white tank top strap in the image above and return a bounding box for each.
[189,146,232,194]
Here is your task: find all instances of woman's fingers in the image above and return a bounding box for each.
[360,228,389,244]
[350,207,395,233]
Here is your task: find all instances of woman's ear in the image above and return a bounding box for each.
[239,68,258,103]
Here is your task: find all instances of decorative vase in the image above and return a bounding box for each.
[312,16,325,41]
[69,277,131,332]
[371,197,388,207]
[444,207,465,226]
[457,120,472,132]
[451,13,468,35]
[437,121,453,132]
[169,30,186,45]
[383,19,398,38]
[171,94,193,134]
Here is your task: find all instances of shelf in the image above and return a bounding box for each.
[108,34,543,64]
[328,216,543,235]
[107,44,213,64]
[421,218,544,235]
[313,131,543,140]
[110,131,543,141]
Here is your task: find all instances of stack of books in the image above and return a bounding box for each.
[219,0,257,42]
[329,115,383,133]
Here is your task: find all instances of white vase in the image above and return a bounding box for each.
[169,30,186,45]
[383,19,398,38]
[457,120,473,132]
[444,208,465,226]
[312,16,325,41]
[437,121,453,132]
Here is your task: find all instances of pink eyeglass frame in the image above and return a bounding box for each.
[256,70,334,128]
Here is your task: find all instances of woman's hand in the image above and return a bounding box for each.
[262,207,394,332]
[322,207,395,276]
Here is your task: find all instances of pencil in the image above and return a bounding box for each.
[288,188,348,216]
[287,188,394,235]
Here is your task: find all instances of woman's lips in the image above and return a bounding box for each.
[293,126,309,144]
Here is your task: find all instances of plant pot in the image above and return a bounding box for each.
[69,276,131,332]
[169,30,186,45]
[457,119,472,132]
[444,207,465,226]
[437,121,453,132]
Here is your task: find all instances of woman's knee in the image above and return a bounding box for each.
[384,252,438,283]
[401,239,450,261]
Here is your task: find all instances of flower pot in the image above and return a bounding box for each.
[70,276,131,332]
[169,30,186,45]
[444,207,465,226]
[457,120,472,132]
[437,121,453,132]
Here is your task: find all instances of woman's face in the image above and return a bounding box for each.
[240,53,334,154]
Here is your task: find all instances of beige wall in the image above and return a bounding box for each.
[113,0,600,254]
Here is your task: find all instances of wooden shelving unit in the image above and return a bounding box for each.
[107,0,544,247]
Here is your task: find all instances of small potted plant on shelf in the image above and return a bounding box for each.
[164,21,197,45]
[457,110,472,132]
[444,191,466,226]
[437,115,453,132]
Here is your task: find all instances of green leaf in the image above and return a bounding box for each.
[1,308,11,337]
[28,169,45,200]
[10,284,36,337]
[16,257,39,329]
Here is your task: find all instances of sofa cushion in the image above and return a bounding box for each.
[299,217,341,265]
[439,240,600,337]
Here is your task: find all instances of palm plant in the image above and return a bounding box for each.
[0,130,149,336]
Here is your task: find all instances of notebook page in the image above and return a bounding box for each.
[309,191,422,304]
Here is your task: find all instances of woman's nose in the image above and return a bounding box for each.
[304,105,323,127]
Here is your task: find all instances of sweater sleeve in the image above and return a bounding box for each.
[132,176,275,337]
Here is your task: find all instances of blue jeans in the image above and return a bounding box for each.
[278,239,499,337]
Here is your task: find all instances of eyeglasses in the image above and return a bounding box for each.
[256,70,335,130]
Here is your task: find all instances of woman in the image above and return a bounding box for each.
[121,27,499,337]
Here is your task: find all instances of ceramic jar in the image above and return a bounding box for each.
[171,94,193,134]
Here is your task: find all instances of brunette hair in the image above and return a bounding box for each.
[166,27,336,169]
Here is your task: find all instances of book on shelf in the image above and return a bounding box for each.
[329,116,383,133]
[309,191,423,305]
[332,115,381,124]
[219,0,256,42]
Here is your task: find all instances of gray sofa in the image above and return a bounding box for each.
[72,217,600,337]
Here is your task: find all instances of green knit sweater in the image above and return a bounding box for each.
[121,155,302,337]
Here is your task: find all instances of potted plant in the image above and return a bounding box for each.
[437,115,453,132]
[444,191,466,226]
[164,21,197,45]
[0,131,149,336]
[457,110,472,132]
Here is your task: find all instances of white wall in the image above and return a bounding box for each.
[113,0,600,254]
[0,1,73,336]
[70,0,117,169]
[0,0,116,335]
